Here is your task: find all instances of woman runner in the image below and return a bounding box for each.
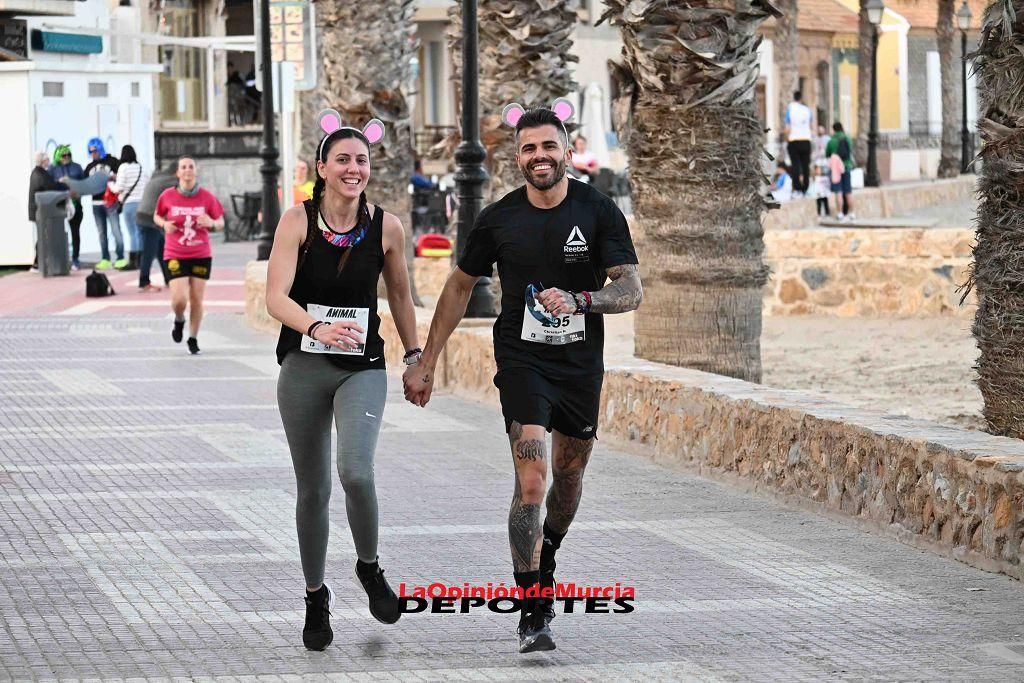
[152,156,225,355]
[266,110,421,651]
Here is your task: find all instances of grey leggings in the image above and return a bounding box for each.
[277,351,387,587]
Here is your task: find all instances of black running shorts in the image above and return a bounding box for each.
[165,257,212,281]
[494,367,602,440]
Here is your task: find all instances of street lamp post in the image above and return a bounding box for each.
[957,1,974,173]
[256,0,281,261]
[453,0,495,318]
[864,0,885,188]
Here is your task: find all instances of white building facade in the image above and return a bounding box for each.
[0,0,159,265]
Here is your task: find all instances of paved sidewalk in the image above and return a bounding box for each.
[2,306,1024,680]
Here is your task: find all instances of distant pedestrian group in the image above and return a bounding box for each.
[776,90,856,221]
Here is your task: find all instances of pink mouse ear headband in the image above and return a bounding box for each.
[501,97,575,132]
[316,108,385,160]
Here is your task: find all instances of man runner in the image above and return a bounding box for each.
[403,101,643,653]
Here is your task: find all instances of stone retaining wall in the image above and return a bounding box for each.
[764,228,976,316]
[411,228,978,318]
[246,261,1023,580]
[762,175,976,232]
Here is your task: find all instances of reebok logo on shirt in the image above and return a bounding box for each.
[564,226,589,263]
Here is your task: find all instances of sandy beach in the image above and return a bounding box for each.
[606,312,984,430]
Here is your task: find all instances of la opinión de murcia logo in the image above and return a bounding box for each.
[397,582,636,615]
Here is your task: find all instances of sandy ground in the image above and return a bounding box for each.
[606,312,984,430]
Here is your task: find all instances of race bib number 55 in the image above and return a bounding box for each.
[521,286,584,345]
[301,303,369,355]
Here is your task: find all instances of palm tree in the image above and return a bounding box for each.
[936,0,961,177]
[299,0,420,298]
[600,0,779,382]
[774,0,799,146]
[445,1,579,200]
[962,0,1024,437]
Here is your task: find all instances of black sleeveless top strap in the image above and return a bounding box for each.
[275,199,386,370]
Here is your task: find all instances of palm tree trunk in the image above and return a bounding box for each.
[774,0,799,145]
[963,0,1024,437]
[600,0,778,383]
[446,1,579,201]
[856,0,873,164]
[937,0,960,178]
[299,0,420,302]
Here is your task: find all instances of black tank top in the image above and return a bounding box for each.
[275,199,386,370]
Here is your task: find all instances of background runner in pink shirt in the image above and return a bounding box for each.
[152,156,225,355]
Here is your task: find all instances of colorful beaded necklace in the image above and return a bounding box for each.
[318,205,369,248]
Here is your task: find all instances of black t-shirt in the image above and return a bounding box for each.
[458,179,637,378]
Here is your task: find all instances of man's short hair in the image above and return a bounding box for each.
[793,91,802,101]
[33,151,48,167]
[514,107,568,148]
[832,122,844,133]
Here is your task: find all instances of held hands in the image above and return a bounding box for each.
[312,321,365,351]
[535,287,577,316]
[402,362,434,407]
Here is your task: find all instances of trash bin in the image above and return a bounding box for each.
[35,190,70,277]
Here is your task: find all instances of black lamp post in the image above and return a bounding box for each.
[256,0,281,261]
[453,0,495,317]
[864,0,885,188]
[957,1,974,173]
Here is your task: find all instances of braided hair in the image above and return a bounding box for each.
[303,127,373,275]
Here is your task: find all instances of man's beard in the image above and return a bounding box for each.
[520,157,566,191]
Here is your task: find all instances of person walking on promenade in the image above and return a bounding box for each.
[110,145,149,270]
[135,161,177,292]
[784,91,814,197]
[402,99,643,653]
[50,145,85,270]
[826,122,856,222]
[266,110,420,651]
[152,156,225,355]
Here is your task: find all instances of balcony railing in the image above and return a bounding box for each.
[414,125,457,157]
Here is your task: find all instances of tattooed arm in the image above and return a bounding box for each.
[534,263,644,317]
[589,263,643,314]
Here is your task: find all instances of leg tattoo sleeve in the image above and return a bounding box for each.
[509,478,542,573]
[545,435,593,535]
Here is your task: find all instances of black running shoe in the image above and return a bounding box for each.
[303,584,334,651]
[355,559,401,624]
[517,605,555,653]
[172,319,185,343]
[187,337,200,355]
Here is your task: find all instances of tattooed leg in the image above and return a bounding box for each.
[545,431,594,535]
[508,421,547,572]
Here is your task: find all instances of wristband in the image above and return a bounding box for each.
[572,291,591,315]
[403,347,423,365]
[307,321,325,339]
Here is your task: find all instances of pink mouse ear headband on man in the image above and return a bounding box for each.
[316,108,386,160]
[500,97,575,132]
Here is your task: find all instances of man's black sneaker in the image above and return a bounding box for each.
[172,319,185,343]
[303,584,334,651]
[187,337,200,355]
[518,606,555,653]
[539,565,556,625]
[356,559,401,624]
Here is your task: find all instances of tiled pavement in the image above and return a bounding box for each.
[2,256,1024,681]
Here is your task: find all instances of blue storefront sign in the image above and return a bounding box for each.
[30,29,101,55]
